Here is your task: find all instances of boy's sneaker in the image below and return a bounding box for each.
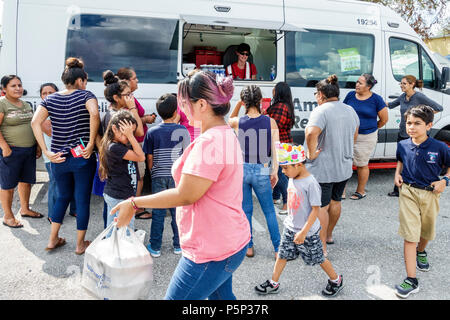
[321,275,344,297]
[255,280,279,295]
[173,247,182,255]
[146,244,161,258]
[417,251,430,272]
[395,278,419,299]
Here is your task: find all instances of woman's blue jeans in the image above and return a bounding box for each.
[242,163,280,252]
[272,166,288,204]
[45,162,76,220]
[164,244,248,300]
[51,154,96,230]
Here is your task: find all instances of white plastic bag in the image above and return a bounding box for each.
[134,229,146,244]
[81,222,153,300]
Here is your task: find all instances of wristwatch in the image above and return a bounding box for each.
[442,176,450,187]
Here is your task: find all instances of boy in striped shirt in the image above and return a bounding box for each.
[143,94,190,257]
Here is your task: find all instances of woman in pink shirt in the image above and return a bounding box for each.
[112,70,251,300]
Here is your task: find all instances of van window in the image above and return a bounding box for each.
[66,14,179,83]
[182,23,277,81]
[389,38,439,90]
[421,49,437,89]
[285,30,374,88]
[389,38,419,81]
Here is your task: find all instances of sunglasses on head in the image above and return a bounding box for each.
[239,51,250,56]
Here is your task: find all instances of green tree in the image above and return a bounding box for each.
[361,0,448,39]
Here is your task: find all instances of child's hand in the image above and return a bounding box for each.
[394,174,403,187]
[119,120,135,138]
[431,179,446,194]
[294,230,307,245]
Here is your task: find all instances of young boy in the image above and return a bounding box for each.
[394,105,450,299]
[255,143,344,297]
[142,94,190,257]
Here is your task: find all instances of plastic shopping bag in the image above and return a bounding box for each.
[81,222,153,300]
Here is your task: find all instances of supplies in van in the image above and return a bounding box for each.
[183,63,197,74]
[81,222,153,300]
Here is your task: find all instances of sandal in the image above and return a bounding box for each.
[350,192,366,200]
[45,237,66,251]
[3,221,24,229]
[75,240,91,255]
[20,212,44,219]
[135,210,152,219]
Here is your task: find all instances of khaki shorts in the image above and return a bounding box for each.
[398,183,440,243]
[353,130,378,167]
[136,142,146,180]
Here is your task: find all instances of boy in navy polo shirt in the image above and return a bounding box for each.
[394,105,450,299]
[143,94,190,257]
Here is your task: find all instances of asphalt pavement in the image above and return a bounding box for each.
[0,166,449,300]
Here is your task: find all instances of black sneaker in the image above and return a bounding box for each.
[255,280,279,295]
[321,275,344,297]
[395,278,419,299]
[388,191,399,197]
[417,251,430,272]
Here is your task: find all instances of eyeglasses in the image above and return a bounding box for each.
[314,92,318,96]
[239,51,250,56]
[120,92,133,98]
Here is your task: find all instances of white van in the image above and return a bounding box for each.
[1,0,449,160]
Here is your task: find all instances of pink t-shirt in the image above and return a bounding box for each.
[177,106,199,142]
[134,98,147,143]
[171,125,251,263]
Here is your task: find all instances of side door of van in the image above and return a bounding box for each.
[384,32,444,158]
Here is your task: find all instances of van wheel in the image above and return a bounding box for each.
[435,129,450,144]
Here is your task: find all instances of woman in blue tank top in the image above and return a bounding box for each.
[229,85,281,258]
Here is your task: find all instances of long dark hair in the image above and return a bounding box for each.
[61,57,88,86]
[268,82,295,128]
[316,74,340,99]
[99,110,137,181]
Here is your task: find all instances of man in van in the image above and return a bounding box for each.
[226,43,257,80]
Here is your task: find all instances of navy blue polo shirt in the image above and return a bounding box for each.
[396,137,450,187]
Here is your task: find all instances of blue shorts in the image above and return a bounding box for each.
[0,146,36,189]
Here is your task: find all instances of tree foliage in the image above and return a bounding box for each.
[361,0,448,39]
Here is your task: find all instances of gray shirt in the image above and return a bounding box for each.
[388,92,443,139]
[305,101,360,183]
[283,175,322,236]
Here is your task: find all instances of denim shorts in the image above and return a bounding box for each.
[278,227,325,266]
[0,146,36,189]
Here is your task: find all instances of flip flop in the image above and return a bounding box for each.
[350,192,366,200]
[45,238,66,251]
[75,240,91,255]
[326,240,335,245]
[3,221,24,229]
[20,213,44,219]
[135,211,152,219]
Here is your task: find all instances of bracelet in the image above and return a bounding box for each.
[129,196,140,210]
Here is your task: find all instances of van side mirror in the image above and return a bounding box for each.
[441,67,449,89]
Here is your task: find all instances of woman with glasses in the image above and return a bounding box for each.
[387,75,443,197]
[226,43,257,80]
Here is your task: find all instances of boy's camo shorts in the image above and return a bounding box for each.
[278,227,325,266]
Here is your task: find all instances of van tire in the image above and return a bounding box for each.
[435,129,450,144]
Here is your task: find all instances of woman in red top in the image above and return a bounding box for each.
[225,43,257,80]
[265,82,295,214]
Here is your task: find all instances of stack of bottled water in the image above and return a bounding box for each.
[200,65,226,78]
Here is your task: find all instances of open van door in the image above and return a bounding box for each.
[180,0,284,30]
[384,32,444,158]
